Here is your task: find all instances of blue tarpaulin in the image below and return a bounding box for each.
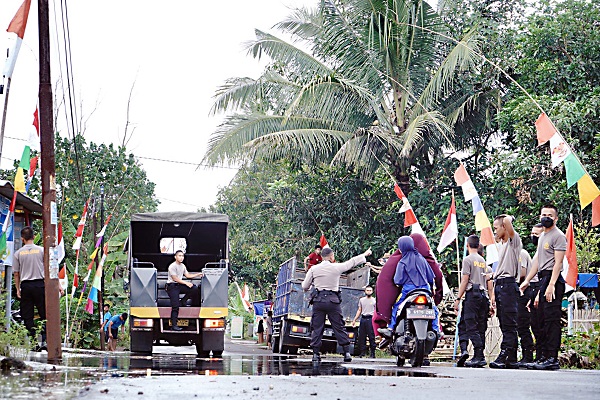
[578,273,598,288]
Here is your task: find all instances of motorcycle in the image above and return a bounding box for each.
[390,288,438,367]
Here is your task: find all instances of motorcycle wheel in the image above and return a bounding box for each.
[410,339,425,367]
[396,355,405,367]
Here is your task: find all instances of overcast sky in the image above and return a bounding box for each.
[1,0,312,212]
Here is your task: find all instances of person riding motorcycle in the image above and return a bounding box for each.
[378,236,439,338]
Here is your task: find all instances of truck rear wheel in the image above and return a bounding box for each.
[130,331,153,355]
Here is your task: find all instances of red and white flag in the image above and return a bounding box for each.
[3,0,31,80]
[56,222,65,264]
[319,234,330,249]
[437,195,458,253]
[58,265,68,292]
[28,108,40,151]
[394,183,418,227]
[563,215,578,288]
[72,201,89,250]
[71,271,79,298]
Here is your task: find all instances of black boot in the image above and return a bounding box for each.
[490,349,510,369]
[465,348,486,368]
[370,348,376,358]
[533,356,559,370]
[516,349,534,368]
[456,350,469,367]
[342,346,352,362]
[505,348,520,369]
[312,349,321,363]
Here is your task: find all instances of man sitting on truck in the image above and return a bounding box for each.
[166,250,203,331]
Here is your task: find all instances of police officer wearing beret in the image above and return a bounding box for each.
[302,246,372,363]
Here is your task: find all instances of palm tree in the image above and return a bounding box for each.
[203,0,481,192]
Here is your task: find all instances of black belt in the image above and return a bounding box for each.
[361,314,373,318]
[538,270,553,278]
[495,277,516,284]
[530,281,541,287]
[21,278,44,283]
[317,289,338,293]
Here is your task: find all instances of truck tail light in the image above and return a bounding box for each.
[204,319,226,328]
[291,325,308,334]
[133,318,154,327]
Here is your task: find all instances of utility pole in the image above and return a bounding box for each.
[98,184,105,330]
[39,0,61,362]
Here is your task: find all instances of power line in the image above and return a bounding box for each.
[3,136,238,171]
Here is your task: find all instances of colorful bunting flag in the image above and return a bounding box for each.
[535,113,556,146]
[437,195,458,253]
[86,250,107,314]
[28,108,40,151]
[592,197,600,227]
[56,222,65,264]
[576,174,600,209]
[3,0,31,80]
[58,265,68,292]
[549,134,571,167]
[563,154,585,188]
[453,163,495,247]
[564,215,578,288]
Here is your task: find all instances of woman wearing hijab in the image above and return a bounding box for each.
[372,233,444,335]
[411,234,444,306]
[378,236,440,338]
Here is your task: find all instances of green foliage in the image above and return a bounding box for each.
[0,324,31,359]
[562,325,600,369]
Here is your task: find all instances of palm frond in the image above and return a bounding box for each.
[401,110,452,155]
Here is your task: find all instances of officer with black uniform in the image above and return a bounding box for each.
[526,223,545,364]
[302,246,372,363]
[490,215,522,369]
[520,205,566,370]
[454,235,494,367]
[516,243,535,366]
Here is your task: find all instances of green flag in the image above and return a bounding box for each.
[0,232,7,258]
[18,145,30,170]
[564,153,585,188]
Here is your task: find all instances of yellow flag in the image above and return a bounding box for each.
[89,247,99,260]
[577,174,600,209]
[14,168,26,193]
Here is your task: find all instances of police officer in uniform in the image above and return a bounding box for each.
[454,235,494,367]
[516,242,535,366]
[302,247,372,363]
[490,215,522,369]
[520,205,566,370]
[526,223,545,364]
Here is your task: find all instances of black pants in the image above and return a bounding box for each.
[529,281,544,356]
[19,279,46,342]
[357,315,375,355]
[458,289,489,351]
[517,285,535,352]
[310,291,349,351]
[538,272,565,359]
[166,283,200,325]
[495,278,519,353]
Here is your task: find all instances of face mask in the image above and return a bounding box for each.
[530,235,539,246]
[541,217,554,228]
[366,293,372,297]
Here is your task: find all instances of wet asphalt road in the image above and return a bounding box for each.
[2,338,600,399]
[73,338,600,400]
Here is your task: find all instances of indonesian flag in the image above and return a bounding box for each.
[56,222,65,264]
[71,271,79,298]
[3,0,31,80]
[72,201,89,250]
[563,215,578,288]
[235,281,252,312]
[320,234,330,249]
[394,184,418,227]
[28,108,40,151]
[58,265,68,293]
[437,196,458,253]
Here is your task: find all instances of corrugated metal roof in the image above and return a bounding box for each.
[0,180,43,215]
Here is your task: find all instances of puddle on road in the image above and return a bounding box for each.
[0,352,449,398]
